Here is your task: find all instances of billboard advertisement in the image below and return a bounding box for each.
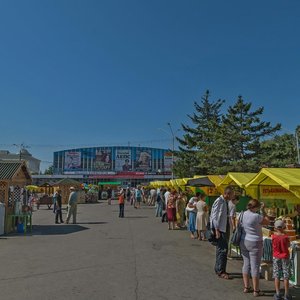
[64,151,81,170]
[94,148,112,170]
[164,152,173,171]
[135,149,152,171]
[115,149,132,171]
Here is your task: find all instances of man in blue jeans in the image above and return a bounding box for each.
[210,186,234,279]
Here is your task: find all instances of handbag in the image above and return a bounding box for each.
[231,211,244,247]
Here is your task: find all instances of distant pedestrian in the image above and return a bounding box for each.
[54,189,64,224]
[272,220,292,300]
[187,192,200,239]
[196,193,208,240]
[135,186,142,209]
[107,187,112,205]
[210,186,234,280]
[149,188,157,206]
[125,187,131,203]
[167,191,177,230]
[118,189,125,218]
[176,191,186,228]
[155,189,164,217]
[66,187,78,224]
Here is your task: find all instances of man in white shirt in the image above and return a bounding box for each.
[210,186,234,279]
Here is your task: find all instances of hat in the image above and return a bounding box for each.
[274,220,286,229]
[70,187,75,190]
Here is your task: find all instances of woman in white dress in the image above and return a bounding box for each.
[196,193,208,240]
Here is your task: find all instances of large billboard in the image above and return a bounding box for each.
[94,148,112,170]
[115,149,132,171]
[135,149,152,171]
[164,152,173,171]
[64,151,81,170]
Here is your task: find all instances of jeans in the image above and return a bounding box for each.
[55,208,63,223]
[215,232,229,274]
[119,203,124,218]
[155,201,163,217]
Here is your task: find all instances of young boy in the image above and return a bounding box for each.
[272,220,292,300]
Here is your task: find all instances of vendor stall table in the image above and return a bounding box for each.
[7,213,32,234]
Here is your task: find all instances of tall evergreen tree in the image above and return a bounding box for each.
[259,133,297,167]
[220,96,281,172]
[174,90,224,175]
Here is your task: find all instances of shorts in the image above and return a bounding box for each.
[136,197,142,203]
[273,258,290,279]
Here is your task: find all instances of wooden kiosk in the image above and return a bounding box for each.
[52,178,81,204]
[0,161,32,233]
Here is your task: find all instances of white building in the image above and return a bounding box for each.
[0,149,41,174]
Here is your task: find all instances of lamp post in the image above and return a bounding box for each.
[167,122,175,180]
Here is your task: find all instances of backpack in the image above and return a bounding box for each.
[136,189,141,198]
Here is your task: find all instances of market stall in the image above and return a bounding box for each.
[52,178,81,204]
[245,168,300,285]
[0,161,32,233]
[218,172,257,211]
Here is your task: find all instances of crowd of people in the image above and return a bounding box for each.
[52,184,293,300]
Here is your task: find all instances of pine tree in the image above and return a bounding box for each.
[220,96,281,172]
[260,134,297,167]
[174,90,225,175]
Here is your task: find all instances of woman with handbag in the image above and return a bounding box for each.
[196,193,208,240]
[240,199,269,297]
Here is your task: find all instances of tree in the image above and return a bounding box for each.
[260,134,297,167]
[174,90,225,175]
[220,96,281,172]
[44,165,54,175]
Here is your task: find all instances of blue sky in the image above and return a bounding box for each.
[0,0,299,171]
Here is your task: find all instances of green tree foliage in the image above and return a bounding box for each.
[260,134,297,167]
[220,96,281,172]
[44,165,54,175]
[174,92,284,176]
[175,90,224,175]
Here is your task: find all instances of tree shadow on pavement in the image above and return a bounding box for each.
[30,224,89,235]
[76,222,108,225]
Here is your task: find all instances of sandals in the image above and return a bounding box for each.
[243,287,253,293]
[218,272,230,280]
[253,290,264,297]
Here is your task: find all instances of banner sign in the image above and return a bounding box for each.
[94,148,112,170]
[64,152,81,170]
[135,149,152,171]
[115,149,132,171]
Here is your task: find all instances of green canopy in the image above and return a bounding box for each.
[98,181,122,186]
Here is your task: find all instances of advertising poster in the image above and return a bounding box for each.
[94,148,112,170]
[164,152,173,171]
[64,151,81,170]
[115,149,132,171]
[135,149,152,171]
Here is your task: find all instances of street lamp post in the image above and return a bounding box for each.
[167,122,175,180]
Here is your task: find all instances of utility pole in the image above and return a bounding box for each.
[167,122,175,180]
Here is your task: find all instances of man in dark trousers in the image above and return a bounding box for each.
[210,186,234,279]
[54,189,64,224]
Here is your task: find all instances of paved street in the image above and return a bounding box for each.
[0,202,299,300]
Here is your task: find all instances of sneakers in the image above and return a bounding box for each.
[274,293,282,300]
[284,295,292,300]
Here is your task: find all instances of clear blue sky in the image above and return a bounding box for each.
[0,0,299,171]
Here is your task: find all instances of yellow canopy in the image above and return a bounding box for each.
[219,172,257,188]
[246,168,300,201]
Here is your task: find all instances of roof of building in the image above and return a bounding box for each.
[0,161,31,180]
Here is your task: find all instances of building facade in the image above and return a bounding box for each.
[0,149,41,174]
[53,146,173,186]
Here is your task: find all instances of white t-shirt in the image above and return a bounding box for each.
[164,191,170,207]
[187,197,197,213]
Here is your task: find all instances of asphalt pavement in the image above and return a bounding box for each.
[0,201,299,300]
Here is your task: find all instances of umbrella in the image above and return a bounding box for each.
[187,177,215,187]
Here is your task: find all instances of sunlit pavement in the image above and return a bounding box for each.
[0,202,299,300]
